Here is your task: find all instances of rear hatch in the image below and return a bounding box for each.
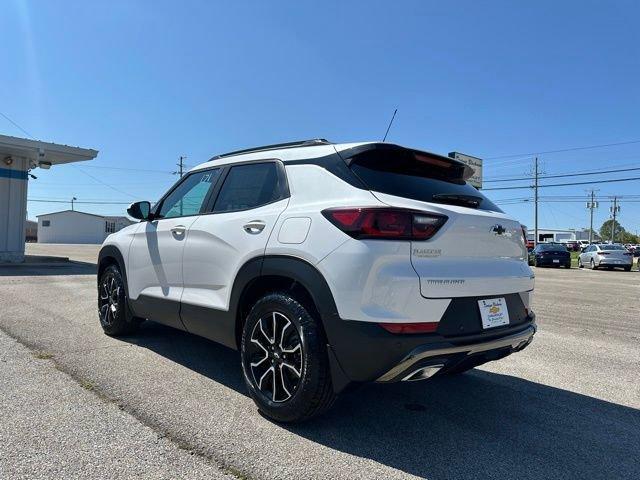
[341,143,533,299]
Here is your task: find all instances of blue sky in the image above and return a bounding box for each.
[2,0,639,234]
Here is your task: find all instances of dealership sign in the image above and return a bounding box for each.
[448,151,483,189]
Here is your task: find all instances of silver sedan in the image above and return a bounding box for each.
[578,244,633,271]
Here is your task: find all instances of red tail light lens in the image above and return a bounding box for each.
[322,208,447,240]
[379,322,439,334]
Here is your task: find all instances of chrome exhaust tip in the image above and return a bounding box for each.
[401,364,444,382]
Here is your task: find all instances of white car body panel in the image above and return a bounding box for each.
[128,216,198,302]
[181,198,289,311]
[264,164,383,265]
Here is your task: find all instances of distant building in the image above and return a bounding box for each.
[526,228,601,243]
[37,210,134,244]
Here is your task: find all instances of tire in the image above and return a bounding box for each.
[98,264,143,336]
[624,266,632,272]
[578,257,583,268]
[590,259,598,270]
[240,292,336,423]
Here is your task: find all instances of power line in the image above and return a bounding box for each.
[485,139,640,160]
[484,176,640,191]
[0,110,35,138]
[484,166,640,183]
[70,165,139,200]
[79,164,174,174]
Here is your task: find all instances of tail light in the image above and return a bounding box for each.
[624,252,632,256]
[322,208,447,240]
[379,322,439,334]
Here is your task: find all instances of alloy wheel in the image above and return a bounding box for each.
[248,311,303,403]
[99,273,120,326]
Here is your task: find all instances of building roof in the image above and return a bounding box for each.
[36,210,129,221]
[0,134,98,168]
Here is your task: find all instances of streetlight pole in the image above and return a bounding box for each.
[71,197,77,211]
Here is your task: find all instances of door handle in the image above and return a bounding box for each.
[243,221,266,234]
[171,225,187,236]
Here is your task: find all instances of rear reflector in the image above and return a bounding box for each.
[322,208,447,240]
[379,322,439,334]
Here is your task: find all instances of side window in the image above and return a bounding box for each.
[158,169,220,219]
[214,162,284,213]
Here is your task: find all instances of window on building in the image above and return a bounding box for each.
[105,221,116,233]
[42,220,50,227]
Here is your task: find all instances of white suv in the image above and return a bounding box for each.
[97,139,536,422]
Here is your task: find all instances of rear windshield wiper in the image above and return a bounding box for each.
[432,193,482,208]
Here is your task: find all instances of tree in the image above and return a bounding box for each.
[599,219,625,243]
[620,231,639,244]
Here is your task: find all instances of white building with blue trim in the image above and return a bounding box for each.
[0,134,98,262]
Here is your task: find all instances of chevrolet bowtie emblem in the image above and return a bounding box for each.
[491,224,506,235]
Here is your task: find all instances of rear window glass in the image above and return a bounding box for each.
[601,244,625,250]
[348,150,500,212]
[538,244,566,251]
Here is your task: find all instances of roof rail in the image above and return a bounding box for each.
[211,138,332,160]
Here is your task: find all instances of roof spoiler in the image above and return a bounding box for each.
[336,143,475,182]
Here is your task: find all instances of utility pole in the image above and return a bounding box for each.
[71,196,77,211]
[534,157,539,247]
[586,190,598,244]
[176,156,186,178]
[610,197,619,243]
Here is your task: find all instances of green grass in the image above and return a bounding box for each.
[570,251,580,267]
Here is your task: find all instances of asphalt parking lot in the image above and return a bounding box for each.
[1,245,638,479]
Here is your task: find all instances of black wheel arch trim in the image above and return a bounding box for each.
[98,245,128,293]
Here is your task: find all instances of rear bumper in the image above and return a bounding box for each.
[324,307,537,385]
[535,257,570,266]
[597,259,632,267]
[376,323,535,382]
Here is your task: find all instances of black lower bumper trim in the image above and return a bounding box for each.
[376,324,536,382]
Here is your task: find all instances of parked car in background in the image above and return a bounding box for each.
[577,240,590,251]
[528,243,571,268]
[578,244,633,271]
[565,240,580,252]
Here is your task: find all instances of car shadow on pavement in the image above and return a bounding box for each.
[0,261,96,276]
[124,321,639,480]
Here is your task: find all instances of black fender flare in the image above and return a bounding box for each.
[257,256,351,392]
[97,245,128,292]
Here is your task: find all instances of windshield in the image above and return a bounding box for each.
[538,244,566,251]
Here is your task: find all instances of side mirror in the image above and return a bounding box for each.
[127,201,152,220]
